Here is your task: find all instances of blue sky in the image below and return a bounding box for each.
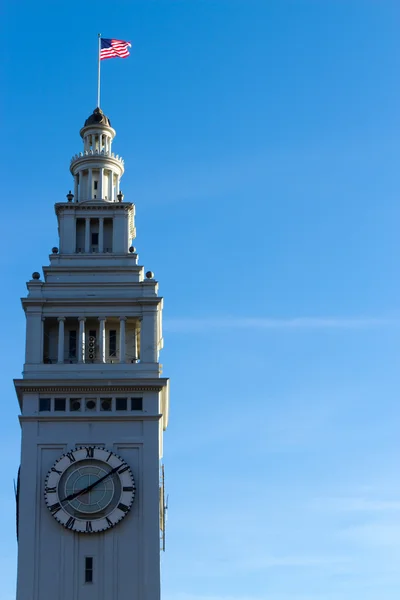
[2,0,400,598]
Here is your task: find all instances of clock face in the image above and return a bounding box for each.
[44,446,135,533]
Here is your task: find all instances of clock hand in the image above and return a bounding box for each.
[60,464,121,504]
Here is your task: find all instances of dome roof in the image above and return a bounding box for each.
[84,107,112,128]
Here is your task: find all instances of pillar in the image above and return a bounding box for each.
[99,318,106,363]
[88,168,93,200]
[99,217,104,253]
[132,320,138,361]
[78,317,86,363]
[119,317,126,363]
[25,311,43,364]
[108,171,113,201]
[41,317,45,364]
[140,311,157,362]
[85,218,90,253]
[57,317,65,364]
[74,175,78,202]
[99,168,104,199]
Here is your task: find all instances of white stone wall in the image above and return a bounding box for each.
[16,390,162,600]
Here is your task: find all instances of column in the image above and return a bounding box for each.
[25,311,43,364]
[99,168,104,199]
[140,312,157,362]
[99,318,106,363]
[57,317,65,364]
[99,217,104,253]
[78,317,86,363]
[74,175,78,201]
[132,320,138,361]
[41,317,45,364]
[119,317,126,363]
[88,168,93,199]
[108,171,113,201]
[116,175,120,196]
[85,217,90,253]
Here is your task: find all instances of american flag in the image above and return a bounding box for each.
[100,38,131,60]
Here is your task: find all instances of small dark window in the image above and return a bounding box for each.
[131,397,143,411]
[100,398,112,411]
[39,398,51,412]
[69,330,77,358]
[91,233,99,245]
[85,557,93,584]
[116,397,127,411]
[109,330,117,356]
[54,398,66,411]
[70,398,81,412]
[86,399,96,411]
[94,181,98,190]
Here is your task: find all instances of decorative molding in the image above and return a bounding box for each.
[55,203,134,215]
[16,385,164,394]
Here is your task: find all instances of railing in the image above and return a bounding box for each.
[42,357,140,364]
[70,150,124,164]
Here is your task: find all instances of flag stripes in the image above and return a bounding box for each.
[100,38,131,60]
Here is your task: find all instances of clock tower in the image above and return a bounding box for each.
[14,107,169,600]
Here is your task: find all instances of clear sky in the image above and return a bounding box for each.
[2,1,400,599]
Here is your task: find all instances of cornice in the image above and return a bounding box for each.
[17,385,163,393]
[42,266,142,273]
[55,203,134,215]
[21,297,161,308]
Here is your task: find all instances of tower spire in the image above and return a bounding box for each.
[70,107,124,203]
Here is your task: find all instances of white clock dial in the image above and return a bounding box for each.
[44,447,135,533]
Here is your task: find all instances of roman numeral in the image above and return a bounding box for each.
[118,503,129,513]
[51,467,62,474]
[45,486,57,494]
[85,447,94,458]
[65,451,76,463]
[66,516,75,530]
[118,465,129,474]
[106,452,113,462]
[49,502,61,515]
[123,486,134,492]
[86,521,93,533]
[106,517,114,528]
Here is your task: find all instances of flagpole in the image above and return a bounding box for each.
[97,33,101,108]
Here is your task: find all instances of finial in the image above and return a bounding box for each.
[32,272,41,280]
[52,247,59,254]
[129,246,136,253]
[117,191,124,203]
[146,271,154,279]
[66,190,74,202]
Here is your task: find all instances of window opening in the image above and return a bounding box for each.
[69,330,77,358]
[85,398,97,411]
[116,398,127,411]
[131,397,143,411]
[109,330,117,357]
[87,330,96,361]
[70,398,82,412]
[85,557,93,584]
[100,398,112,411]
[54,398,66,411]
[94,181,98,190]
[39,398,51,412]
